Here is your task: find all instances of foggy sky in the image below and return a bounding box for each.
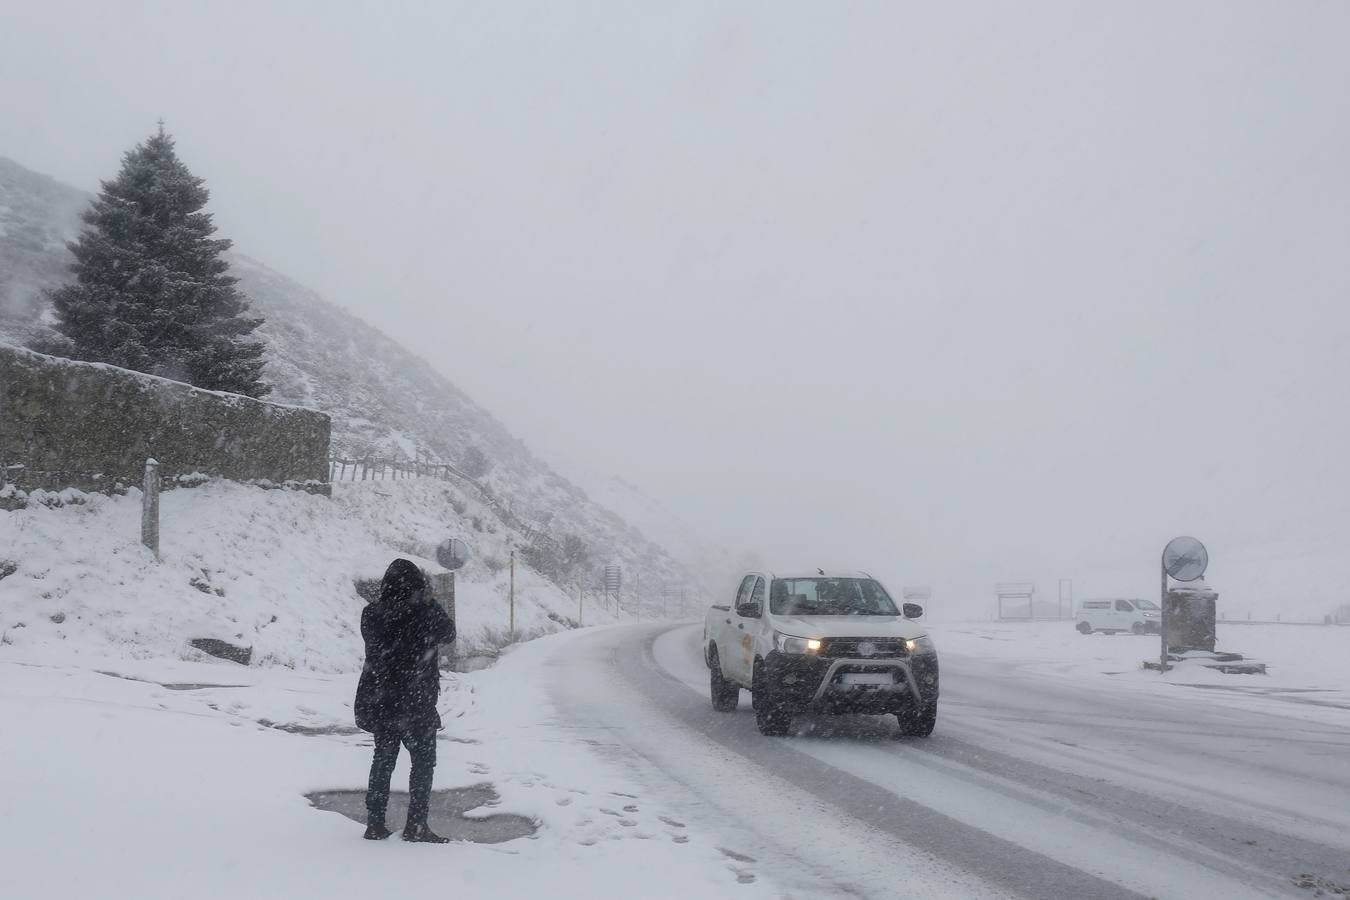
[3,1,1349,617]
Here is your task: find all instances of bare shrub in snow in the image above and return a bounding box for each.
[453,623,554,665]
[520,540,566,583]
[458,445,492,479]
[559,533,592,575]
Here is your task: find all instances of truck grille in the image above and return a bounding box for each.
[818,637,907,659]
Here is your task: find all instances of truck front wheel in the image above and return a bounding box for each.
[709,647,740,712]
[895,700,937,737]
[752,660,792,736]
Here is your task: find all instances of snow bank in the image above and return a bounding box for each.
[0,478,612,671]
[933,620,1350,722]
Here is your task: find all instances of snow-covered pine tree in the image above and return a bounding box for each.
[44,126,270,397]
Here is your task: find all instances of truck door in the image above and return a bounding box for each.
[717,576,755,680]
[731,576,766,682]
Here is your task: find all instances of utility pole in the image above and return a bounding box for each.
[509,549,516,635]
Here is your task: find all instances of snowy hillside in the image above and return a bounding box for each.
[554,458,743,600]
[0,158,87,341]
[0,155,700,598]
[0,478,619,669]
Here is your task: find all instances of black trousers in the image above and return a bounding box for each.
[365,726,438,826]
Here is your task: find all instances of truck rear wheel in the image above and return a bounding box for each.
[752,661,792,736]
[1076,621,1092,635]
[708,647,740,712]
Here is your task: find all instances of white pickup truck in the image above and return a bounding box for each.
[703,571,939,736]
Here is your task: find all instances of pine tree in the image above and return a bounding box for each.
[44,126,270,397]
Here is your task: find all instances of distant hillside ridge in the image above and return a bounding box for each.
[0,154,698,598]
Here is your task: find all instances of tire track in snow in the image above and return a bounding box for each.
[553,624,1142,899]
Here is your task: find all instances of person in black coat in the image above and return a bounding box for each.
[355,558,456,842]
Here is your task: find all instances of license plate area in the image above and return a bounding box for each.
[838,672,894,686]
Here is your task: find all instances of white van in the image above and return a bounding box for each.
[1075,598,1160,635]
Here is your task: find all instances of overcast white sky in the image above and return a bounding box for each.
[3,1,1348,616]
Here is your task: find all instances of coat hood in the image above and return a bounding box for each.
[380,558,427,606]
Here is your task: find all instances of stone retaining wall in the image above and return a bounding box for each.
[1,343,331,493]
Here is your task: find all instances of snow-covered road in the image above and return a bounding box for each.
[551,622,1350,899]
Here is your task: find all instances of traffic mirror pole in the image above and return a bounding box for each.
[1159,553,1169,673]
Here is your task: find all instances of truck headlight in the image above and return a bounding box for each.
[774,633,821,654]
[905,635,936,654]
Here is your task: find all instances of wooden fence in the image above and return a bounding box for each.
[328,457,465,483]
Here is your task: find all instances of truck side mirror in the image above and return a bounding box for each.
[902,603,924,619]
[736,602,762,619]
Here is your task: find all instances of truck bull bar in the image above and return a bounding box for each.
[810,657,925,705]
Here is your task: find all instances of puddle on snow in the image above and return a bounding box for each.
[306,784,538,843]
[96,671,248,691]
[258,719,363,737]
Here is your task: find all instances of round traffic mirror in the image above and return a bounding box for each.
[1162,536,1208,582]
[436,537,471,571]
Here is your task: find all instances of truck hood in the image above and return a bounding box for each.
[769,615,926,640]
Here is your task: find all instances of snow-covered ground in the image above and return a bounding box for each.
[0,628,774,899]
[0,478,769,897]
[6,485,1350,900]
[0,478,613,669]
[932,620,1350,723]
[4,613,1349,898]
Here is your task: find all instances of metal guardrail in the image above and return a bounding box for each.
[1219,618,1350,627]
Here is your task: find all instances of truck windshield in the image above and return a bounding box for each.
[769,578,899,616]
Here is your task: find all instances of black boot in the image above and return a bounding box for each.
[402,822,450,843]
[364,821,393,840]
